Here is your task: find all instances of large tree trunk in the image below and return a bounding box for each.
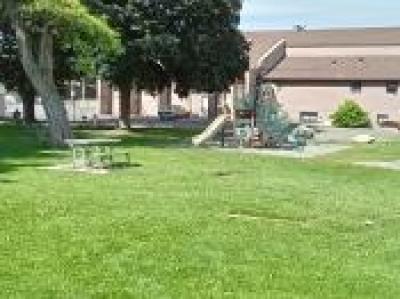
[130,85,142,116]
[208,92,219,121]
[19,82,36,124]
[15,24,72,146]
[119,84,131,129]
[159,84,172,112]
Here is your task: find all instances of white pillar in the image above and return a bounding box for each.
[113,88,120,119]
[245,71,251,95]
[96,78,102,116]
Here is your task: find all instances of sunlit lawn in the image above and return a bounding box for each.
[1,123,400,298]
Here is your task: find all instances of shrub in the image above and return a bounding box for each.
[331,100,371,128]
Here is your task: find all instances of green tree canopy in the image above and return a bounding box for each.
[86,0,249,126]
[19,0,121,76]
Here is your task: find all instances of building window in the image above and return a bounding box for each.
[386,81,398,95]
[350,81,362,93]
[377,114,389,125]
[59,81,72,101]
[71,81,82,100]
[84,78,98,100]
[299,111,319,123]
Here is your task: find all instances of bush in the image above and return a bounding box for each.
[331,100,371,128]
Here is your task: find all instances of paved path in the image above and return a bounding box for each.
[315,128,399,144]
[354,160,400,171]
[220,144,351,159]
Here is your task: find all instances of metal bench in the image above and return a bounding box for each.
[66,139,130,169]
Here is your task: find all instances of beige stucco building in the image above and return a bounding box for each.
[247,27,400,125]
[0,80,223,122]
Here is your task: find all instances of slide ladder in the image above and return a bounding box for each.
[192,114,229,146]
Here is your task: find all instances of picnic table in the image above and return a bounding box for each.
[65,139,129,169]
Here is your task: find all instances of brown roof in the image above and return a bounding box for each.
[262,56,400,81]
[245,27,400,68]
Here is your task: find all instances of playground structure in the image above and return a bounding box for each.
[192,114,230,147]
[193,82,312,148]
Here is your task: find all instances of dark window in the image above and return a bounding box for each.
[84,78,97,100]
[299,111,319,123]
[59,81,71,101]
[71,81,82,100]
[377,113,389,125]
[386,81,398,94]
[350,81,362,93]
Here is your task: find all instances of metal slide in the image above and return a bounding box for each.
[192,114,229,146]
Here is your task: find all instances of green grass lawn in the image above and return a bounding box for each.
[1,124,400,298]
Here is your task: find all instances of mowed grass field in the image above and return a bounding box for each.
[1,124,400,298]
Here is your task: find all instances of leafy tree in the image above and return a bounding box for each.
[331,99,371,128]
[0,17,112,124]
[2,0,120,146]
[86,0,249,127]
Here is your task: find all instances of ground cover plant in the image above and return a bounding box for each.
[1,124,400,298]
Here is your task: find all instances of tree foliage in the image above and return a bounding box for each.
[85,0,248,127]
[19,0,121,77]
[86,0,249,94]
[0,22,25,92]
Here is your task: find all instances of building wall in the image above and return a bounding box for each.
[140,92,160,117]
[2,91,213,120]
[3,99,99,121]
[107,87,223,119]
[274,81,400,124]
[1,77,232,121]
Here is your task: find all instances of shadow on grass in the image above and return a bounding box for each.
[75,127,200,149]
[0,124,199,176]
[0,124,65,175]
[0,178,16,183]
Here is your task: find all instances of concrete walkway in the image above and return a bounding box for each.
[220,144,350,159]
[315,127,399,144]
[354,160,400,171]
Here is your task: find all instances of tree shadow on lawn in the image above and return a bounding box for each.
[0,124,66,175]
[75,127,200,149]
[0,178,16,184]
[0,124,197,176]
